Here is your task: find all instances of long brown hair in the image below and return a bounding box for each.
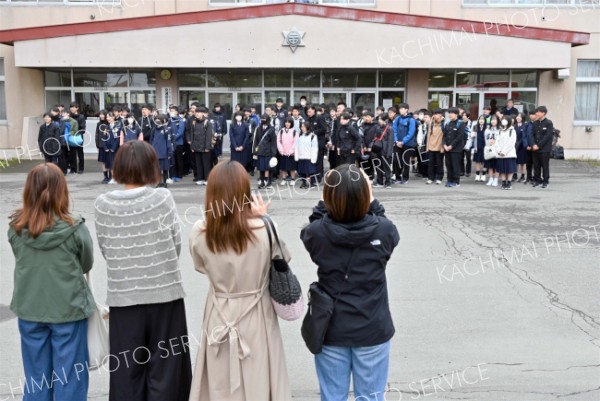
[10,163,74,238]
[204,161,256,254]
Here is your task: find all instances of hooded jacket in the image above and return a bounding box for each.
[300,200,399,347]
[8,216,95,323]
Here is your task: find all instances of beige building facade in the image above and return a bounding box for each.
[0,0,598,157]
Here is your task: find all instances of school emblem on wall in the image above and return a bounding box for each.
[282,27,305,53]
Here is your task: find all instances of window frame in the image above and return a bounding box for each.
[462,0,599,7]
[0,0,120,5]
[208,0,376,7]
[0,58,6,123]
[574,59,600,126]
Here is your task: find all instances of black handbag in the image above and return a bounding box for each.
[301,248,358,354]
[261,216,303,306]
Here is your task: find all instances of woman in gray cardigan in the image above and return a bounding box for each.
[94,140,191,401]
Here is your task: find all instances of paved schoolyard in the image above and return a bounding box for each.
[0,157,599,401]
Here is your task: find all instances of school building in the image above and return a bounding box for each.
[0,0,599,158]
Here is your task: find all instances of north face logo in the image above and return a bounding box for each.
[370,240,381,246]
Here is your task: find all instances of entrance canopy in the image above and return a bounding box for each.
[0,4,589,69]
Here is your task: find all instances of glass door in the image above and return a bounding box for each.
[74,91,100,118]
[322,92,347,109]
[208,92,233,120]
[455,92,481,118]
[350,92,376,116]
[236,92,263,116]
[104,91,129,114]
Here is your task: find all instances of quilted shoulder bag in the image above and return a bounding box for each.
[262,215,304,321]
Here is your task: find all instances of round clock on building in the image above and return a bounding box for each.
[160,69,172,80]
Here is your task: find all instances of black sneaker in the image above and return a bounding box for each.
[507,183,513,190]
[518,176,525,183]
[265,182,273,189]
[541,183,548,189]
[501,182,507,190]
[532,182,540,188]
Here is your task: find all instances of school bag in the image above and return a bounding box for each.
[371,125,389,154]
[64,121,83,147]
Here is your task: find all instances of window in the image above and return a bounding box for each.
[463,0,598,6]
[575,60,600,124]
[0,0,120,5]
[208,0,375,5]
[0,58,6,121]
[322,70,376,88]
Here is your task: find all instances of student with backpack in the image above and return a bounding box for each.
[253,113,277,189]
[295,121,319,189]
[277,117,299,185]
[371,114,394,189]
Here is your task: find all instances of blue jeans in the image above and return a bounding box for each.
[315,340,390,401]
[18,318,89,401]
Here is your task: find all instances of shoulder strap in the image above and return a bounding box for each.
[261,215,284,259]
[332,247,359,309]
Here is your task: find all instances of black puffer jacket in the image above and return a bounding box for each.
[300,200,400,347]
[187,117,214,152]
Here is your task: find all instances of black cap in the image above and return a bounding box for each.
[535,106,548,114]
[448,107,460,115]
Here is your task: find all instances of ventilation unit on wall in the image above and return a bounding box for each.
[162,87,173,113]
[555,69,570,80]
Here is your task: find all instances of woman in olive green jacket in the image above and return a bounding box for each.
[8,163,95,401]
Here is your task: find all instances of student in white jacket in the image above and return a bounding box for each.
[295,121,319,189]
[496,115,518,190]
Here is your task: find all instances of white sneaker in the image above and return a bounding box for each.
[166,178,174,184]
[492,178,498,187]
[196,180,205,186]
[108,178,116,185]
[426,180,433,185]
[290,179,296,185]
[435,180,442,185]
[279,180,288,186]
[475,175,480,182]
[486,178,493,186]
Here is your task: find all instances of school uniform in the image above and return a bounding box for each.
[308,114,328,181]
[70,112,86,173]
[371,123,395,187]
[38,122,61,164]
[104,122,121,170]
[95,119,109,164]
[473,124,487,164]
[335,123,361,166]
[229,121,250,167]
[169,115,186,179]
[253,124,277,172]
[244,117,259,172]
[295,132,319,179]
[360,122,378,179]
[515,122,528,165]
[186,117,214,182]
[210,110,227,157]
[151,125,174,173]
[484,127,500,170]
[443,118,465,185]
[496,126,517,174]
[523,121,535,182]
[392,114,417,183]
[138,115,156,142]
[461,120,475,176]
[426,121,445,182]
[123,125,142,142]
[532,117,553,186]
[416,120,429,177]
[277,128,298,173]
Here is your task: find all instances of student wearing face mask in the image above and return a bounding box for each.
[187,107,214,186]
[230,112,250,167]
[496,116,517,190]
[253,114,277,190]
[169,106,186,183]
[120,113,143,145]
[151,114,175,188]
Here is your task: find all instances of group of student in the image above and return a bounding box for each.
[38,98,554,191]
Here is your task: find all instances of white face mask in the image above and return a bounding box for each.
[127,118,134,124]
[418,113,424,120]
[300,100,306,106]
[170,112,177,118]
[501,119,508,126]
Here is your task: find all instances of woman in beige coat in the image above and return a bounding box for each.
[188,160,292,401]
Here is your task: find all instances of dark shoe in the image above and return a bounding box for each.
[541,183,548,189]
[399,180,409,185]
[101,178,109,184]
[512,173,518,181]
[532,182,540,188]
[465,173,471,178]
[78,171,84,175]
[507,183,513,190]
[518,176,525,183]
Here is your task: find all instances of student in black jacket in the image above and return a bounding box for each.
[300,164,399,401]
[187,107,214,186]
[371,114,395,189]
[532,106,553,188]
[443,108,466,188]
[335,113,361,166]
[253,114,277,189]
[306,105,328,181]
[38,113,61,165]
[69,102,86,174]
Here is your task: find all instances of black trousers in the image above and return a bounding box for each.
[328,148,338,170]
[109,299,192,401]
[393,146,414,181]
[533,151,550,184]
[417,147,429,176]
[445,152,461,184]
[373,154,392,186]
[316,145,325,182]
[173,145,185,178]
[428,151,444,181]
[526,150,534,180]
[68,146,85,173]
[360,155,374,179]
[60,147,70,173]
[194,151,213,181]
[461,149,472,175]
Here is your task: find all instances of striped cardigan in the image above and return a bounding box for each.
[94,186,186,307]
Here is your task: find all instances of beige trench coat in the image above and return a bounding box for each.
[188,217,292,401]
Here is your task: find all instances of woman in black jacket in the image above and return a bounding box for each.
[252,113,277,189]
[300,164,399,401]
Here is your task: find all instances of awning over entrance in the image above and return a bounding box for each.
[0,4,589,69]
